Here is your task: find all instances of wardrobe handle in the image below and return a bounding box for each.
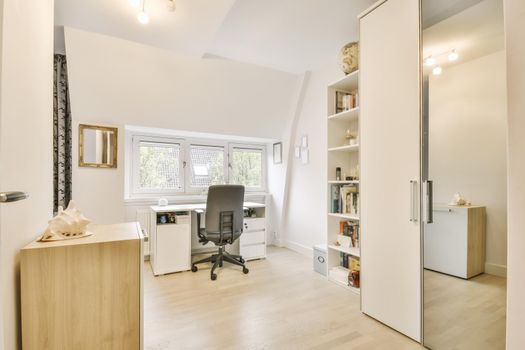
[410,180,418,222]
[424,180,433,224]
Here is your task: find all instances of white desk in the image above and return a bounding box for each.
[150,202,266,276]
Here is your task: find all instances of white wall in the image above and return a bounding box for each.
[64,27,300,224]
[504,0,525,347]
[280,65,342,255]
[428,51,507,275]
[0,0,54,349]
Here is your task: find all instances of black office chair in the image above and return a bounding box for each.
[191,185,249,280]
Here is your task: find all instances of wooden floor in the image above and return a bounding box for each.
[423,270,506,350]
[144,246,423,350]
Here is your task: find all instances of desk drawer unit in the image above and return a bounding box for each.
[241,230,265,245]
[243,218,265,231]
[240,244,266,260]
[240,218,266,260]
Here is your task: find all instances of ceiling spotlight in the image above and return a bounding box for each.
[128,0,140,7]
[432,66,443,76]
[167,0,176,11]
[448,50,459,61]
[137,11,149,24]
[424,56,436,66]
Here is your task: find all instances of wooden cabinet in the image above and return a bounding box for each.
[21,222,144,350]
[424,205,486,279]
[359,0,421,341]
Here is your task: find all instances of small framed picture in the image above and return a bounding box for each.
[301,148,309,164]
[273,142,282,164]
[301,135,308,148]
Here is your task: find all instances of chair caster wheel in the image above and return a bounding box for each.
[211,273,217,281]
[191,265,198,272]
[219,262,223,267]
[243,267,249,274]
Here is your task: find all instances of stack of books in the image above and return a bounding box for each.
[339,220,360,248]
[335,91,359,113]
[331,185,359,215]
[335,91,358,113]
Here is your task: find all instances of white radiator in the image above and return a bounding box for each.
[136,209,151,257]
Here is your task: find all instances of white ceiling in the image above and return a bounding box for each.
[55,0,376,73]
[422,0,484,28]
[423,0,504,73]
[55,0,237,57]
[205,0,376,73]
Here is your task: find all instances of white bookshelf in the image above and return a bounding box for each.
[328,144,359,153]
[327,213,359,220]
[328,107,359,122]
[326,68,361,295]
[328,244,360,258]
[328,180,359,185]
[328,266,360,295]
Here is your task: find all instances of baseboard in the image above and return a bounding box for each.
[485,262,507,277]
[283,240,313,258]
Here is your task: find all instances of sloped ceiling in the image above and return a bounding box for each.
[55,0,237,57]
[423,0,504,72]
[55,0,376,73]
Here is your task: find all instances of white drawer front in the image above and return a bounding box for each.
[240,243,266,260]
[241,230,265,246]
[243,218,265,231]
[424,208,468,277]
[156,224,191,274]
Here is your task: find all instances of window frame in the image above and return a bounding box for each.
[128,134,267,198]
[228,143,267,192]
[131,135,185,195]
[184,140,228,193]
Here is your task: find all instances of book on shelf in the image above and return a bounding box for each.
[330,183,359,216]
[340,185,359,215]
[331,185,340,213]
[338,253,361,288]
[348,257,361,288]
[335,91,359,114]
[338,220,360,248]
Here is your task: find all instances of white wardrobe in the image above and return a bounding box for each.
[359,0,422,342]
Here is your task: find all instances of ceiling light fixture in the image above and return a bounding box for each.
[128,0,140,7]
[448,49,459,61]
[167,0,176,12]
[424,56,436,66]
[432,66,443,76]
[137,0,149,24]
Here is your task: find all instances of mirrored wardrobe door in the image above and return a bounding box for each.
[421,0,507,349]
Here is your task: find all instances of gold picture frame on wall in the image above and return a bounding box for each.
[78,124,118,168]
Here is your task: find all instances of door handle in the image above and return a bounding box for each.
[0,191,29,203]
[424,181,433,224]
[410,180,418,222]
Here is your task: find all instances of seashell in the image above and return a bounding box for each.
[39,200,92,242]
[448,192,471,206]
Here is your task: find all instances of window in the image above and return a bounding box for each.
[230,145,265,190]
[129,134,266,197]
[188,145,225,189]
[132,137,184,194]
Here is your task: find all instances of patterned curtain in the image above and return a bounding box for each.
[53,54,72,213]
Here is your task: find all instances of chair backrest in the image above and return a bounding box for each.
[205,185,245,235]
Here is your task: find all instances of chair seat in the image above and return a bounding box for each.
[199,228,241,244]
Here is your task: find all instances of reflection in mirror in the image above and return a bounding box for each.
[422,0,507,349]
[79,124,118,168]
